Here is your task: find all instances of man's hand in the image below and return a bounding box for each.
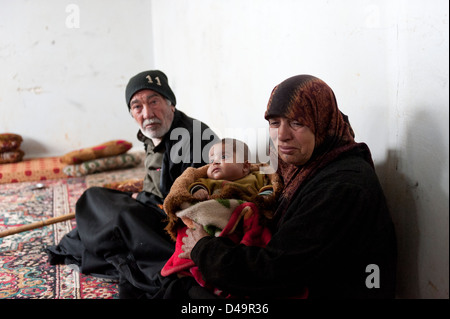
[131,193,139,199]
[179,224,209,260]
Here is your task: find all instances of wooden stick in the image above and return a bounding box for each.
[0,213,76,238]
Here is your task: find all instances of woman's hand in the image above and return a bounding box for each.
[179,223,209,260]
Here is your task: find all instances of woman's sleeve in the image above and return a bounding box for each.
[191,178,375,297]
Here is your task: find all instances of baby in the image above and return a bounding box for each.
[163,138,280,238]
[190,137,255,201]
[161,138,282,291]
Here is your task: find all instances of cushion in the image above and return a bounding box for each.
[62,152,142,177]
[0,149,25,164]
[0,133,23,152]
[60,140,132,164]
[0,157,66,184]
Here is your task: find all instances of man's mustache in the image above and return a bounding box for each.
[143,118,162,126]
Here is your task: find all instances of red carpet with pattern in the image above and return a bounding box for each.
[0,167,145,299]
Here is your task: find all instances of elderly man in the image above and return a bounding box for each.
[47,70,219,298]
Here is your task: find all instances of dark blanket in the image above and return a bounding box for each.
[46,187,211,298]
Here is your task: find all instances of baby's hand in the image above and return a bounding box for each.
[192,189,209,201]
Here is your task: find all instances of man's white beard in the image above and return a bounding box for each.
[140,128,154,140]
[140,118,162,139]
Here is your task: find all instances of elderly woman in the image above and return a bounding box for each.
[181,75,397,299]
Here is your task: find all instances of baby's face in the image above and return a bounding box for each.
[207,143,248,181]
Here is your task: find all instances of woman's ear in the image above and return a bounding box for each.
[243,161,251,174]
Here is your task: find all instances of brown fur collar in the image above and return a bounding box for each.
[163,163,283,241]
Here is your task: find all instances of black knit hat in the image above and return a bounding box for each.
[125,70,177,109]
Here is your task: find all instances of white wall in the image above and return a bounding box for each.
[0,0,154,156]
[0,0,448,299]
[151,0,449,298]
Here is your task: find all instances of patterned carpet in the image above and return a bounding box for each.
[0,166,145,299]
